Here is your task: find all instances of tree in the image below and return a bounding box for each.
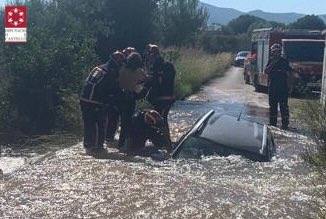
[105,0,158,53]
[227,15,265,34]
[159,0,208,46]
[289,15,326,30]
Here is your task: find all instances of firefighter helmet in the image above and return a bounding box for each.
[111,51,126,66]
[126,52,143,70]
[271,43,282,52]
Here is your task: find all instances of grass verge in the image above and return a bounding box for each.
[164,48,232,99]
[294,100,326,217]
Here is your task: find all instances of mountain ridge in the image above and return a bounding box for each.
[200,2,326,25]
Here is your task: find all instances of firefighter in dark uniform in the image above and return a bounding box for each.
[80,51,125,155]
[146,45,176,148]
[117,52,147,148]
[106,47,143,144]
[265,43,293,130]
[125,109,172,155]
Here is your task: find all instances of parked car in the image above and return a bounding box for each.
[234,51,250,67]
[171,110,276,162]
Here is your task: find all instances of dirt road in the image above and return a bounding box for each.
[0,67,322,218]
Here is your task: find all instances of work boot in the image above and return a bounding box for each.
[269,123,277,127]
[85,147,97,156]
[281,124,289,130]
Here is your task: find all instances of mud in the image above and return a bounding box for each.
[0,67,323,218]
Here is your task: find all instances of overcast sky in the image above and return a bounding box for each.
[202,0,326,15]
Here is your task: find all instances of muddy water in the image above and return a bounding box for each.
[0,67,323,218]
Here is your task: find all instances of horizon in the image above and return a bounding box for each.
[201,0,326,15]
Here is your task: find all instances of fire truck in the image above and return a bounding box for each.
[244,28,325,94]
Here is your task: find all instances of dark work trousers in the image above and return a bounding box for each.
[118,99,136,148]
[269,91,289,128]
[153,100,174,152]
[106,107,119,141]
[80,102,108,149]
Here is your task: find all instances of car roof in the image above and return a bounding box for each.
[198,114,266,154]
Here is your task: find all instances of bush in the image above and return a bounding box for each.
[296,101,326,167]
[295,101,326,217]
[164,48,232,98]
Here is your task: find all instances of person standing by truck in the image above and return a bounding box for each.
[265,43,293,130]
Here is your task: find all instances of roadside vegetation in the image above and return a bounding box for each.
[0,0,227,137]
[294,101,326,216]
[167,49,232,98]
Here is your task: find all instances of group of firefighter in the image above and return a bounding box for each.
[80,45,175,157]
[79,42,293,158]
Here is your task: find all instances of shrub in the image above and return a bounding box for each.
[296,101,326,167]
[295,101,326,217]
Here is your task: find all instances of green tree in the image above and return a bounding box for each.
[159,0,208,46]
[227,15,265,34]
[104,0,158,53]
[289,15,326,30]
[0,0,99,133]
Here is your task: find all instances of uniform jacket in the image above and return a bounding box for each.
[80,60,121,106]
[265,57,292,93]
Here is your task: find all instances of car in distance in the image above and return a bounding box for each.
[171,110,276,162]
[234,51,250,67]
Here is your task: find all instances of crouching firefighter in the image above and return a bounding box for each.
[80,51,125,155]
[265,43,293,130]
[125,110,173,156]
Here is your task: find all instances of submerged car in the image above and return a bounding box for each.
[171,110,276,162]
[234,51,250,67]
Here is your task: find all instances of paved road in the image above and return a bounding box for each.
[0,67,322,218]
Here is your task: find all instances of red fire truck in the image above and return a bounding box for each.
[244,28,325,94]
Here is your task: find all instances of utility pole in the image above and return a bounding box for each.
[322,30,326,104]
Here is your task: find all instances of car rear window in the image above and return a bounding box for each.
[237,52,249,57]
[174,136,236,159]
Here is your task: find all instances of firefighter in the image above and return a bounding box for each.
[147,45,176,146]
[117,52,147,148]
[125,109,173,155]
[265,43,293,130]
[80,51,125,155]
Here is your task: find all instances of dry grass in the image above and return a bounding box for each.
[294,100,326,217]
[164,48,232,99]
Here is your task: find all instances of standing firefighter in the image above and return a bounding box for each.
[265,43,293,130]
[147,45,176,147]
[80,51,125,155]
[106,47,136,144]
[117,52,147,148]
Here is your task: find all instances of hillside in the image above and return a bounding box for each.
[200,2,326,25]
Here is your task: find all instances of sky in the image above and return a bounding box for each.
[201,0,326,15]
[0,0,325,15]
